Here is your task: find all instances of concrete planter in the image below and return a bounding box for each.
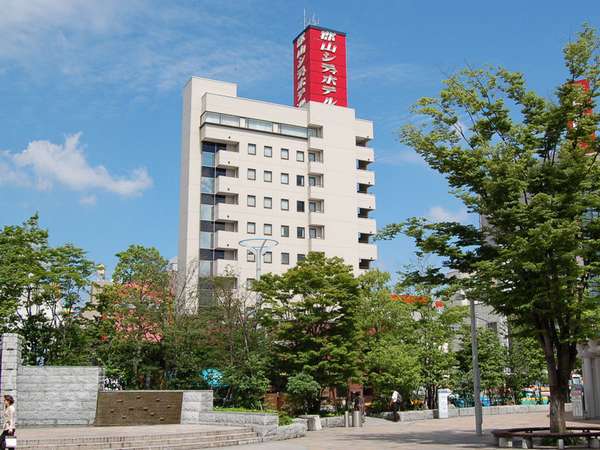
[197,411,279,438]
[321,415,346,428]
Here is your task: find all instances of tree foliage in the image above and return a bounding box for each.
[254,253,361,412]
[378,25,600,431]
[0,214,95,364]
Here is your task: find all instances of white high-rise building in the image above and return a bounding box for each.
[178,77,376,304]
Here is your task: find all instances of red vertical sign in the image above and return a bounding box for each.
[568,79,594,150]
[293,26,348,107]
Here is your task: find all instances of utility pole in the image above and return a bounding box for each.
[470,296,483,435]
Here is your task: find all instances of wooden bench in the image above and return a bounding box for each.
[492,427,600,448]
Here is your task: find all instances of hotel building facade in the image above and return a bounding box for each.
[178,26,377,304]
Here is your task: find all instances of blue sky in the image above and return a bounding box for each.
[1,0,598,276]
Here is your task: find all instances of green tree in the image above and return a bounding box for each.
[94,245,173,388]
[395,263,467,409]
[356,270,413,341]
[378,25,600,431]
[0,214,95,364]
[407,302,466,409]
[505,329,548,404]
[255,253,361,413]
[455,327,507,404]
[206,277,269,408]
[364,339,421,410]
[357,268,465,409]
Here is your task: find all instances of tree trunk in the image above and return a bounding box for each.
[540,327,575,434]
[549,386,567,433]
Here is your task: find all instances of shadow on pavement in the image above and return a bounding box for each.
[331,428,496,448]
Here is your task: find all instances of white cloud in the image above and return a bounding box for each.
[2,133,152,197]
[427,206,469,223]
[0,1,287,93]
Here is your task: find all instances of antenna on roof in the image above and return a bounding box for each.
[304,10,319,27]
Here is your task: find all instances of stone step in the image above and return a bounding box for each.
[20,436,262,450]
[19,429,260,450]
[20,428,251,446]
[124,437,262,450]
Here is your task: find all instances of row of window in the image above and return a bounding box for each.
[202,111,322,139]
[246,170,323,187]
[246,222,324,239]
[247,144,322,163]
[245,196,323,213]
[246,251,306,265]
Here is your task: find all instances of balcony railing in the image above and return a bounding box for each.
[201,111,312,139]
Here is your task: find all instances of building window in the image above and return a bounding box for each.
[248,143,256,155]
[281,225,289,237]
[310,227,324,239]
[308,126,322,137]
[297,254,306,262]
[296,175,305,186]
[264,197,272,209]
[308,152,317,162]
[264,146,273,157]
[281,173,289,184]
[281,148,289,159]
[297,227,305,239]
[247,222,256,234]
[281,199,289,210]
[281,252,290,265]
[246,278,256,289]
[247,168,256,180]
[247,251,256,262]
[248,119,273,132]
[297,201,305,212]
[309,201,317,212]
[264,223,272,235]
[296,151,305,162]
[263,170,272,182]
[264,251,272,263]
[247,195,256,207]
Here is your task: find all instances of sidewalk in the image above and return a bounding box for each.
[219,412,595,450]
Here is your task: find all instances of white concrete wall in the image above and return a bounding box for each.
[178,77,377,298]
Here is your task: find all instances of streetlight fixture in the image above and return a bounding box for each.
[239,238,279,280]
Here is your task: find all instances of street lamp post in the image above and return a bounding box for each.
[470,296,483,435]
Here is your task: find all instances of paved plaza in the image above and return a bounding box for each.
[220,412,595,450]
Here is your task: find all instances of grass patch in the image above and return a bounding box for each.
[278,412,293,426]
[214,406,274,414]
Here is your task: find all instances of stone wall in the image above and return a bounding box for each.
[180,391,214,424]
[0,334,22,417]
[18,366,103,426]
[578,339,600,419]
[196,411,279,437]
[375,403,571,422]
[271,418,308,440]
[0,334,217,427]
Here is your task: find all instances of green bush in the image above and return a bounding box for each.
[286,372,321,415]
